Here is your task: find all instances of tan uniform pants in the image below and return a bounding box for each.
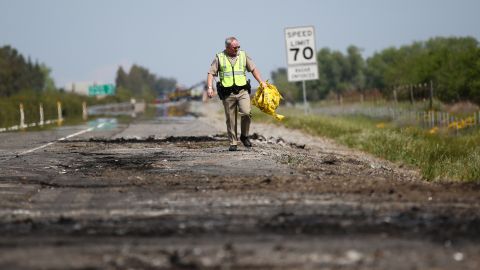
[222,90,251,146]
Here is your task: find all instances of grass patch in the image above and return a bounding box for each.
[252,106,480,182]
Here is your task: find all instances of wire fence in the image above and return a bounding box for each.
[312,104,480,131]
[311,82,480,134]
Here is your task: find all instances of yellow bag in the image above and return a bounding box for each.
[251,82,285,120]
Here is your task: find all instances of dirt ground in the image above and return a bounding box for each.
[0,101,479,269]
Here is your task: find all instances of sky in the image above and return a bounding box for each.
[1,0,479,89]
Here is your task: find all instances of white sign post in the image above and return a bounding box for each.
[285,26,318,113]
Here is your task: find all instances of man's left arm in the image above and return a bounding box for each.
[246,53,267,89]
[252,69,267,89]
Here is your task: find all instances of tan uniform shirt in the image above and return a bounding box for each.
[208,50,256,76]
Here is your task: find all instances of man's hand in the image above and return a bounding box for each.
[260,81,267,89]
[207,87,215,98]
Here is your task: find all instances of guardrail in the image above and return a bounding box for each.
[0,99,145,133]
[87,99,146,117]
[0,101,66,133]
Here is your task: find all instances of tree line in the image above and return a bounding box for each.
[0,45,176,103]
[0,45,98,127]
[3,36,479,105]
[0,45,55,97]
[115,65,176,102]
[272,36,480,104]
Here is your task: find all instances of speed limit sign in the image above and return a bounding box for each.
[285,26,319,82]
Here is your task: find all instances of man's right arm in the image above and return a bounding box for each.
[207,73,214,98]
[207,57,218,98]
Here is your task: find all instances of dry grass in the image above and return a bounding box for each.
[252,106,480,182]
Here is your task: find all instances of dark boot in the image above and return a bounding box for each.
[240,135,252,147]
[229,145,238,151]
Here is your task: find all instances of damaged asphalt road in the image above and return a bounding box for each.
[0,101,479,269]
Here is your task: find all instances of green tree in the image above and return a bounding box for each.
[346,45,366,92]
[127,65,156,97]
[39,64,56,91]
[365,47,401,92]
[0,45,46,97]
[425,37,479,102]
[316,48,349,100]
[114,65,177,102]
[115,66,128,90]
[364,36,480,103]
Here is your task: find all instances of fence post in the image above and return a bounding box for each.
[429,80,434,110]
[428,111,431,128]
[130,98,137,118]
[82,101,88,121]
[19,103,25,129]
[429,111,432,128]
[431,111,435,128]
[39,103,44,126]
[57,101,63,125]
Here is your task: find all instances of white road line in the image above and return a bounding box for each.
[19,123,105,155]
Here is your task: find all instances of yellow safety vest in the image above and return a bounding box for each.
[217,51,247,87]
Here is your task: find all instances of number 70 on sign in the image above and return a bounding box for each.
[284,26,318,66]
[289,47,314,61]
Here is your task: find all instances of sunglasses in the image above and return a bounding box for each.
[232,46,240,49]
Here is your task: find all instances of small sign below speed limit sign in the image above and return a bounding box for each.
[285,26,319,82]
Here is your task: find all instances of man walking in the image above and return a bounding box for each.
[207,36,267,151]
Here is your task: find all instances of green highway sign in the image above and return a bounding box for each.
[88,84,116,96]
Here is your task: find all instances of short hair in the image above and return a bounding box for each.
[225,37,238,48]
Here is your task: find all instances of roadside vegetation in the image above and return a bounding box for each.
[273,36,480,105]
[253,106,480,182]
[0,45,172,129]
[265,36,480,182]
[0,87,138,128]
